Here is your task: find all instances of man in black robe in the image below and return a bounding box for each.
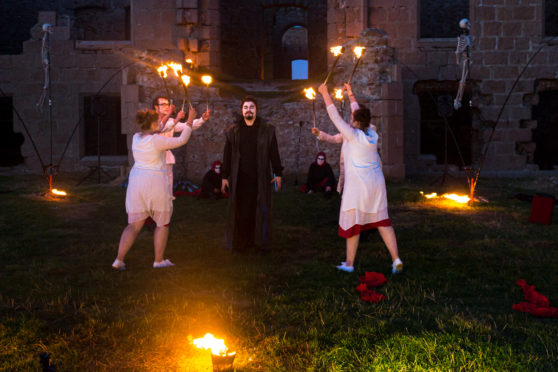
[303,151,336,199]
[221,96,283,254]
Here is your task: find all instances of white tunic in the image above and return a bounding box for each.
[326,104,389,231]
[126,127,192,226]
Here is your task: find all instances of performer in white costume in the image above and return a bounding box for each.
[317,83,403,274]
[112,107,197,270]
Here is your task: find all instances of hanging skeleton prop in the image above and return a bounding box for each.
[454,18,472,110]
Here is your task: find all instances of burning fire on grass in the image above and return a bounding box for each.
[420,191,471,205]
[193,333,236,370]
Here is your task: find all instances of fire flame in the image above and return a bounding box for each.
[193,333,235,356]
[201,75,212,85]
[443,193,470,203]
[334,88,343,100]
[330,46,344,56]
[185,58,193,64]
[167,62,183,77]
[303,88,316,100]
[157,65,168,78]
[181,74,191,86]
[51,189,67,196]
[353,46,365,59]
[420,191,470,204]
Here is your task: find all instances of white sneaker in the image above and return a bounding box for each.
[153,259,175,268]
[112,259,126,271]
[336,263,354,273]
[392,258,403,274]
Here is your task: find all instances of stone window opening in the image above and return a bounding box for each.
[544,0,558,37]
[415,81,473,167]
[82,95,127,157]
[220,0,326,81]
[0,97,24,166]
[532,90,558,170]
[74,2,131,41]
[419,0,469,39]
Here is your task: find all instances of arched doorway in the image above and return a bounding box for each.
[281,25,308,80]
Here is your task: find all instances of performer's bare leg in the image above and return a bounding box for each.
[345,234,360,267]
[154,225,169,263]
[378,225,400,261]
[116,219,146,261]
[167,164,174,197]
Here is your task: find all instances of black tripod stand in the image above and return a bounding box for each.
[77,96,112,185]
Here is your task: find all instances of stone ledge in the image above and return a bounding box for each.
[75,40,132,50]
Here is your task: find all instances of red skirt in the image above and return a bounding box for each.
[338,218,391,238]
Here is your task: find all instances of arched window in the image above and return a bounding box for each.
[282,25,308,80]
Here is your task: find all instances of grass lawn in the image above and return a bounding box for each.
[1,171,557,371]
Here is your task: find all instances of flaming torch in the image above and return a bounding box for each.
[185,58,194,70]
[347,46,365,84]
[180,74,193,111]
[201,75,212,112]
[303,88,317,128]
[334,88,344,112]
[193,333,236,371]
[323,46,345,85]
[167,62,192,111]
[157,64,171,101]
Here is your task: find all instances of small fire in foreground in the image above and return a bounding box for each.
[420,191,470,204]
[193,333,235,357]
[51,189,67,196]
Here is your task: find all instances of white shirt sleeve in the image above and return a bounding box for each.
[160,118,176,133]
[192,117,206,131]
[317,131,343,144]
[152,126,192,151]
[326,104,356,142]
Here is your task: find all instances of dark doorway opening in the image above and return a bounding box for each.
[83,95,127,157]
[0,97,24,166]
[532,90,558,170]
[415,81,473,167]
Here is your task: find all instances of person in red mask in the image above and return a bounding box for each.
[200,160,225,199]
[303,151,336,199]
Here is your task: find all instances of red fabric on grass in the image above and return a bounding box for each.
[512,302,558,318]
[360,291,386,302]
[359,271,387,288]
[355,271,388,303]
[516,279,550,307]
[513,279,558,318]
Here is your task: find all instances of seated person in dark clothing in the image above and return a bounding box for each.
[200,161,225,199]
[303,151,336,198]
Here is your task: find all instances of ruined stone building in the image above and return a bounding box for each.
[0,0,557,184]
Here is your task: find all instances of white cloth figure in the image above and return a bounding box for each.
[325,104,389,233]
[159,117,206,195]
[126,127,192,226]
